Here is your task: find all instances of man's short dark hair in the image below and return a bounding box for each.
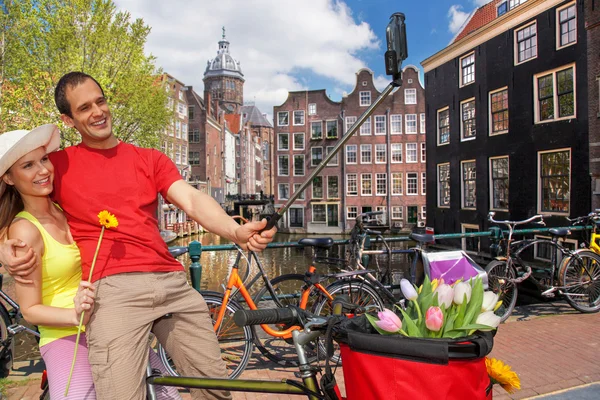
[54,72,105,117]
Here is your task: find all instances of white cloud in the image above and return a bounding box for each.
[472,0,490,6]
[448,5,470,34]
[114,0,379,122]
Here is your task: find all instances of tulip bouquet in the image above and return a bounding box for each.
[367,276,502,338]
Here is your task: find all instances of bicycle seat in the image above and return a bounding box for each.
[298,237,334,249]
[409,233,435,244]
[549,228,570,238]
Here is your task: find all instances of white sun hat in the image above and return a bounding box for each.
[0,124,61,177]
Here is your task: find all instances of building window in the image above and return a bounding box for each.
[278,155,289,176]
[420,113,425,134]
[361,174,372,196]
[406,173,418,195]
[404,89,417,104]
[308,103,317,115]
[376,173,387,196]
[557,3,577,49]
[360,117,371,135]
[278,111,289,126]
[346,144,357,164]
[539,65,576,123]
[406,143,418,163]
[293,132,305,150]
[312,204,326,223]
[278,183,289,200]
[497,1,508,17]
[460,52,475,86]
[392,206,403,220]
[293,110,305,126]
[461,99,476,140]
[347,174,358,196]
[490,87,509,135]
[374,115,386,135]
[311,121,323,140]
[311,147,323,167]
[278,133,289,151]
[462,224,481,254]
[375,144,387,164]
[327,176,339,198]
[405,114,417,134]
[509,0,526,10]
[461,160,476,208]
[420,142,426,163]
[539,149,570,213]
[289,207,304,227]
[326,120,338,139]
[515,22,537,64]
[345,116,357,133]
[438,163,450,207]
[437,107,450,145]
[360,91,371,106]
[391,143,402,163]
[421,172,426,195]
[188,105,195,120]
[189,129,200,143]
[360,144,372,164]
[326,146,338,166]
[392,173,403,195]
[347,206,358,220]
[312,176,324,199]
[189,151,200,165]
[391,114,402,134]
[294,155,305,176]
[293,183,305,200]
[490,156,509,210]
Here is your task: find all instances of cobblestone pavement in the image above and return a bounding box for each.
[3,301,600,399]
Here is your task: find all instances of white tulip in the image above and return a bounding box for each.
[434,284,454,309]
[453,282,472,305]
[481,291,500,312]
[476,311,501,330]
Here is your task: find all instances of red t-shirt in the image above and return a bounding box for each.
[49,142,184,282]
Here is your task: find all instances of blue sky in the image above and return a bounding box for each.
[115,0,485,119]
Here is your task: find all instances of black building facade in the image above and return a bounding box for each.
[421,0,589,250]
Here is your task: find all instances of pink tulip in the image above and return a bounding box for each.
[425,306,444,332]
[375,308,403,332]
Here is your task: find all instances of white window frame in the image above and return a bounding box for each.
[326,120,338,139]
[489,155,510,211]
[391,206,403,220]
[312,176,324,199]
[311,203,327,224]
[311,147,324,167]
[361,173,372,196]
[346,144,357,164]
[326,146,338,167]
[437,107,450,146]
[360,117,371,135]
[278,155,289,176]
[461,160,477,209]
[374,115,386,135]
[293,183,305,200]
[311,121,323,140]
[438,163,450,208]
[404,88,417,105]
[346,174,358,196]
[421,205,426,220]
[347,206,358,220]
[556,2,577,50]
[360,144,372,164]
[391,143,402,163]
[533,64,576,124]
[406,143,418,163]
[293,154,305,177]
[405,114,417,134]
[359,91,371,106]
[514,21,538,65]
[421,172,426,195]
[278,183,290,200]
[459,52,475,87]
[293,132,305,151]
[308,103,317,115]
[537,148,571,215]
[293,110,305,126]
[392,173,403,195]
[376,173,387,196]
[460,98,476,141]
[278,132,289,151]
[489,87,509,135]
[461,224,480,255]
[420,142,426,163]
[406,172,418,196]
[327,175,339,199]
[420,113,426,134]
[375,144,387,164]
[278,111,289,126]
[390,114,402,134]
[345,116,357,133]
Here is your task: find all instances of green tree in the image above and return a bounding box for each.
[0,0,170,148]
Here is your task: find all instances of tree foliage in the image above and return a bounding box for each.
[0,0,170,148]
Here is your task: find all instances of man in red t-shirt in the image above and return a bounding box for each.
[1,72,277,399]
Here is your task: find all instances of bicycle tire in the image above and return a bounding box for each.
[157,293,253,379]
[485,260,518,323]
[558,250,600,313]
[252,274,319,366]
[0,304,13,378]
[313,279,385,364]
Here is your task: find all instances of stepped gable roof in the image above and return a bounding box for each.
[452,0,502,44]
[240,105,272,128]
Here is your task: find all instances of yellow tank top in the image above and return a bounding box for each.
[16,211,83,347]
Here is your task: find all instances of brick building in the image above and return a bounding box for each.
[587,0,600,209]
[273,67,427,234]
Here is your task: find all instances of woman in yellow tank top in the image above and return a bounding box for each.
[0,125,180,399]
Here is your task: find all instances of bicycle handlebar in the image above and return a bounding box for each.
[488,212,545,227]
[234,307,297,326]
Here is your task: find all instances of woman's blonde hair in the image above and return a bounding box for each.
[0,178,24,240]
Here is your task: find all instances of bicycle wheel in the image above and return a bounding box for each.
[559,250,600,313]
[485,260,518,323]
[157,293,253,379]
[313,279,385,364]
[252,274,319,366]
[0,305,13,378]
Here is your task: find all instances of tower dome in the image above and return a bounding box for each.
[204,28,244,80]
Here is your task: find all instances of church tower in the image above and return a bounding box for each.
[203,28,245,114]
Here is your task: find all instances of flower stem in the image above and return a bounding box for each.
[65,226,105,396]
[413,300,422,325]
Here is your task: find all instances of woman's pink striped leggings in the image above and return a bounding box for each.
[40,333,181,399]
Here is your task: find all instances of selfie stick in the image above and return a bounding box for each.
[264,13,408,231]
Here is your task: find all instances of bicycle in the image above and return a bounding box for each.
[486,212,600,322]
[148,298,359,400]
